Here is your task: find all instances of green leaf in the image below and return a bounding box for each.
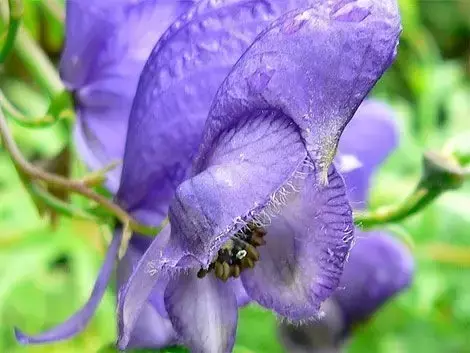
[233,345,257,353]
[237,305,284,353]
[96,344,189,353]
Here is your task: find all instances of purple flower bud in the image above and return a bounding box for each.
[336,100,399,207]
[334,232,414,328]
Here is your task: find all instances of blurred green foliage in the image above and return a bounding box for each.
[1,0,470,352]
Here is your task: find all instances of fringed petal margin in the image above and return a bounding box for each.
[242,165,354,320]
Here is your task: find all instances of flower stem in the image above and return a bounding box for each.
[0,2,63,97]
[40,0,64,24]
[0,89,59,127]
[354,151,467,229]
[13,26,64,97]
[0,108,158,236]
[27,182,98,222]
[80,160,122,187]
[354,184,441,228]
[0,0,23,64]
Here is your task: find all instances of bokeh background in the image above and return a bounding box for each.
[1,0,470,352]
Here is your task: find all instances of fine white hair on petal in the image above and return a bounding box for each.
[216,155,318,245]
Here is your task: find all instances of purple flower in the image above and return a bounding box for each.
[334,232,414,328]
[15,0,402,350]
[336,100,400,206]
[61,0,195,192]
[278,101,414,353]
[116,1,401,352]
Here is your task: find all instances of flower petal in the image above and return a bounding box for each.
[62,0,194,192]
[15,229,122,344]
[336,100,399,205]
[127,236,171,319]
[117,238,176,348]
[117,0,289,215]
[74,107,125,191]
[333,231,414,328]
[125,303,176,349]
[117,0,345,217]
[117,225,183,349]
[164,271,238,353]
[195,3,401,181]
[169,110,307,266]
[229,278,251,307]
[241,166,353,320]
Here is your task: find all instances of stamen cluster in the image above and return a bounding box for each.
[197,226,267,281]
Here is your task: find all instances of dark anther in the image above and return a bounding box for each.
[196,224,267,281]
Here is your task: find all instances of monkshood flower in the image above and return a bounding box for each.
[278,101,414,353]
[115,2,402,352]
[61,0,195,192]
[15,0,401,350]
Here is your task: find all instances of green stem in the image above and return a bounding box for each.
[40,0,64,24]
[354,183,441,228]
[0,90,56,127]
[422,243,470,267]
[355,151,467,228]
[0,0,23,63]
[1,5,70,137]
[28,182,98,222]
[0,0,64,98]
[81,160,122,187]
[0,107,158,236]
[13,26,64,97]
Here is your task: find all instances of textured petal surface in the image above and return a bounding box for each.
[229,278,251,307]
[62,0,194,192]
[119,0,400,219]
[336,100,399,206]
[117,226,250,349]
[117,225,184,349]
[118,0,318,218]
[117,237,176,348]
[15,230,122,344]
[126,303,176,349]
[194,2,401,181]
[241,166,353,320]
[164,271,238,353]
[168,110,306,266]
[334,231,414,328]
